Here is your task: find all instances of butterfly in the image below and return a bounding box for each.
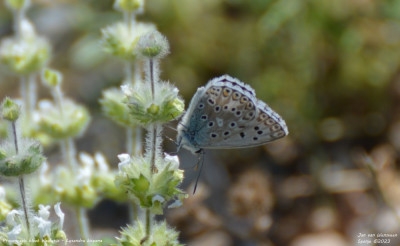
[176,75,288,193]
[177,75,288,154]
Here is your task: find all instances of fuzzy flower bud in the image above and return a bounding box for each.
[122,82,184,124]
[54,202,64,229]
[115,153,186,215]
[33,99,90,139]
[42,68,62,87]
[101,22,155,60]
[114,0,144,12]
[137,30,170,59]
[100,87,136,127]
[118,221,182,246]
[0,35,50,75]
[5,0,30,11]
[1,97,21,122]
[0,138,45,176]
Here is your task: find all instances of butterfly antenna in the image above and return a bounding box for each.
[193,150,205,194]
[164,124,178,132]
[164,135,178,145]
[178,122,188,129]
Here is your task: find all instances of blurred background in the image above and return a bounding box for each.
[1,0,400,245]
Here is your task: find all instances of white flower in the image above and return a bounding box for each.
[80,152,95,167]
[20,19,36,40]
[76,152,96,185]
[76,165,93,186]
[164,153,180,170]
[152,194,165,204]
[38,204,50,220]
[121,84,133,96]
[7,224,22,242]
[118,153,131,171]
[54,202,64,229]
[54,167,68,193]
[6,210,22,226]
[0,185,6,200]
[39,161,51,186]
[168,200,183,209]
[33,216,51,238]
[95,152,109,172]
[38,99,53,110]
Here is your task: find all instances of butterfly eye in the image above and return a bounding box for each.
[232,91,241,100]
[201,115,208,120]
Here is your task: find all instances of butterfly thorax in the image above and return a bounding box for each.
[176,128,202,153]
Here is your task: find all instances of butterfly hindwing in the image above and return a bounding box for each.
[177,75,288,152]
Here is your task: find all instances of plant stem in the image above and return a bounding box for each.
[145,208,151,237]
[28,74,37,114]
[12,122,19,154]
[18,176,30,236]
[126,127,134,155]
[126,127,138,223]
[12,122,31,236]
[19,74,36,122]
[53,85,65,116]
[19,76,28,118]
[60,137,77,170]
[135,127,142,155]
[12,8,24,40]
[150,126,157,173]
[125,61,133,84]
[54,87,77,171]
[76,207,89,245]
[124,10,135,33]
[149,59,155,100]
